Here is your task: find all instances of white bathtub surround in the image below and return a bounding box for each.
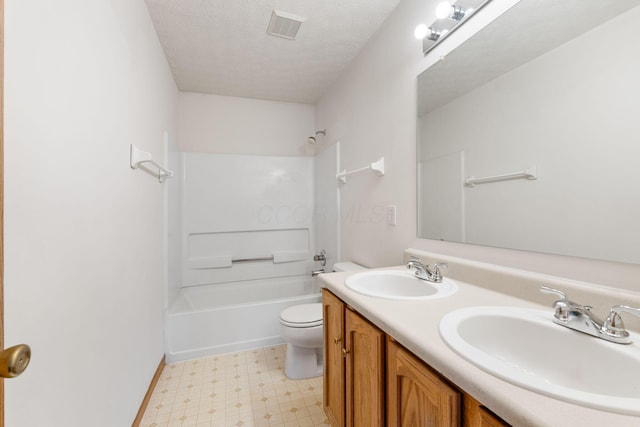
[167,277,320,362]
[179,153,314,286]
[319,249,640,426]
[166,152,319,361]
[313,142,341,273]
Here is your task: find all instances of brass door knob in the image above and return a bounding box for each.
[0,344,31,378]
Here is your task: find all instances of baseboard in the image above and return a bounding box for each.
[131,354,166,427]
[166,336,285,363]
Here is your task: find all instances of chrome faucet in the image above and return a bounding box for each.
[540,285,640,344]
[406,257,447,283]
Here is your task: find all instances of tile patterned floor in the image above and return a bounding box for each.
[140,345,329,427]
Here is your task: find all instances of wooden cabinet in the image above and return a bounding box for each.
[323,289,345,427]
[387,338,460,426]
[344,308,385,427]
[463,395,510,427]
[322,289,385,427]
[322,289,510,427]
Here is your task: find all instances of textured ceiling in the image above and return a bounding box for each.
[144,0,401,104]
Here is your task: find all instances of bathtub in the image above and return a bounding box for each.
[166,275,321,362]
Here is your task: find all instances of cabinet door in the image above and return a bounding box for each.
[323,289,345,427]
[345,308,385,427]
[463,395,510,427]
[387,338,461,427]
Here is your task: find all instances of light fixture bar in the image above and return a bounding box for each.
[427,28,443,42]
[419,0,493,55]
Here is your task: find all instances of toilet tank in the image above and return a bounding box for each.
[333,262,367,272]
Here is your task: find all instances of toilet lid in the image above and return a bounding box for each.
[280,303,323,328]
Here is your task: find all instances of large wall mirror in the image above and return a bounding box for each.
[417,0,640,265]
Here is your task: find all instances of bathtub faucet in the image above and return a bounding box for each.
[311,269,325,277]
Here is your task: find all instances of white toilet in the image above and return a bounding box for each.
[279,261,366,379]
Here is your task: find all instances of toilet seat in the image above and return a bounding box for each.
[280,303,322,328]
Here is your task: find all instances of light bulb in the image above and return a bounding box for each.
[414,24,428,39]
[435,1,452,19]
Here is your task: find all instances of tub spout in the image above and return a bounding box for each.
[311,269,325,277]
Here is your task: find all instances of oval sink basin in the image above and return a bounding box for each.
[439,306,640,415]
[345,270,457,300]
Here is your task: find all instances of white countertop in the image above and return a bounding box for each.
[319,265,640,427]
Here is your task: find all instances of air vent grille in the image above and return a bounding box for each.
[267,10,304,40]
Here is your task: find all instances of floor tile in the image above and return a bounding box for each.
[141,345,329,427]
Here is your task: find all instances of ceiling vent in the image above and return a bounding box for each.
[267,10,305,40]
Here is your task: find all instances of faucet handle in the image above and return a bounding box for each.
[430,263,448,282]
[609,305,640,318]
[603,305,640,337]
[601,305,640,344]
[540,286,576,321]
[540,285,567,300]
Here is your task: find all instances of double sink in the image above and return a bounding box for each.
[344,269,640,416]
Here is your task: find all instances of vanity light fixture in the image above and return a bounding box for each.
[429,27,445,42]
[435,2,466,21]
[414,25,446,42]
[415,0,492,55]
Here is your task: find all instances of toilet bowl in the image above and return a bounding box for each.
[279,261,366,379]
[280,303,324,379]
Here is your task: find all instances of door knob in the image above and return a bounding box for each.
[0,344,31,378]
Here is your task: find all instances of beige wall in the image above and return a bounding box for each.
[4,0,178,425]
[178,92,315,156]
[315,0,640,291]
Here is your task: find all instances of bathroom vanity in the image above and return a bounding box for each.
[319,250,640,427]
[323,288,506,426]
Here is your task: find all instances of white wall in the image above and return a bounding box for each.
[179,92,315,156]
[4,0,178,425]
[314,0,428,269]
[315,0,640,290]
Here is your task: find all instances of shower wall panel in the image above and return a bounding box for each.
[181,153,314,286]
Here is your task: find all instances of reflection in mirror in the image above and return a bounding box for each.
[417,0,640,264]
